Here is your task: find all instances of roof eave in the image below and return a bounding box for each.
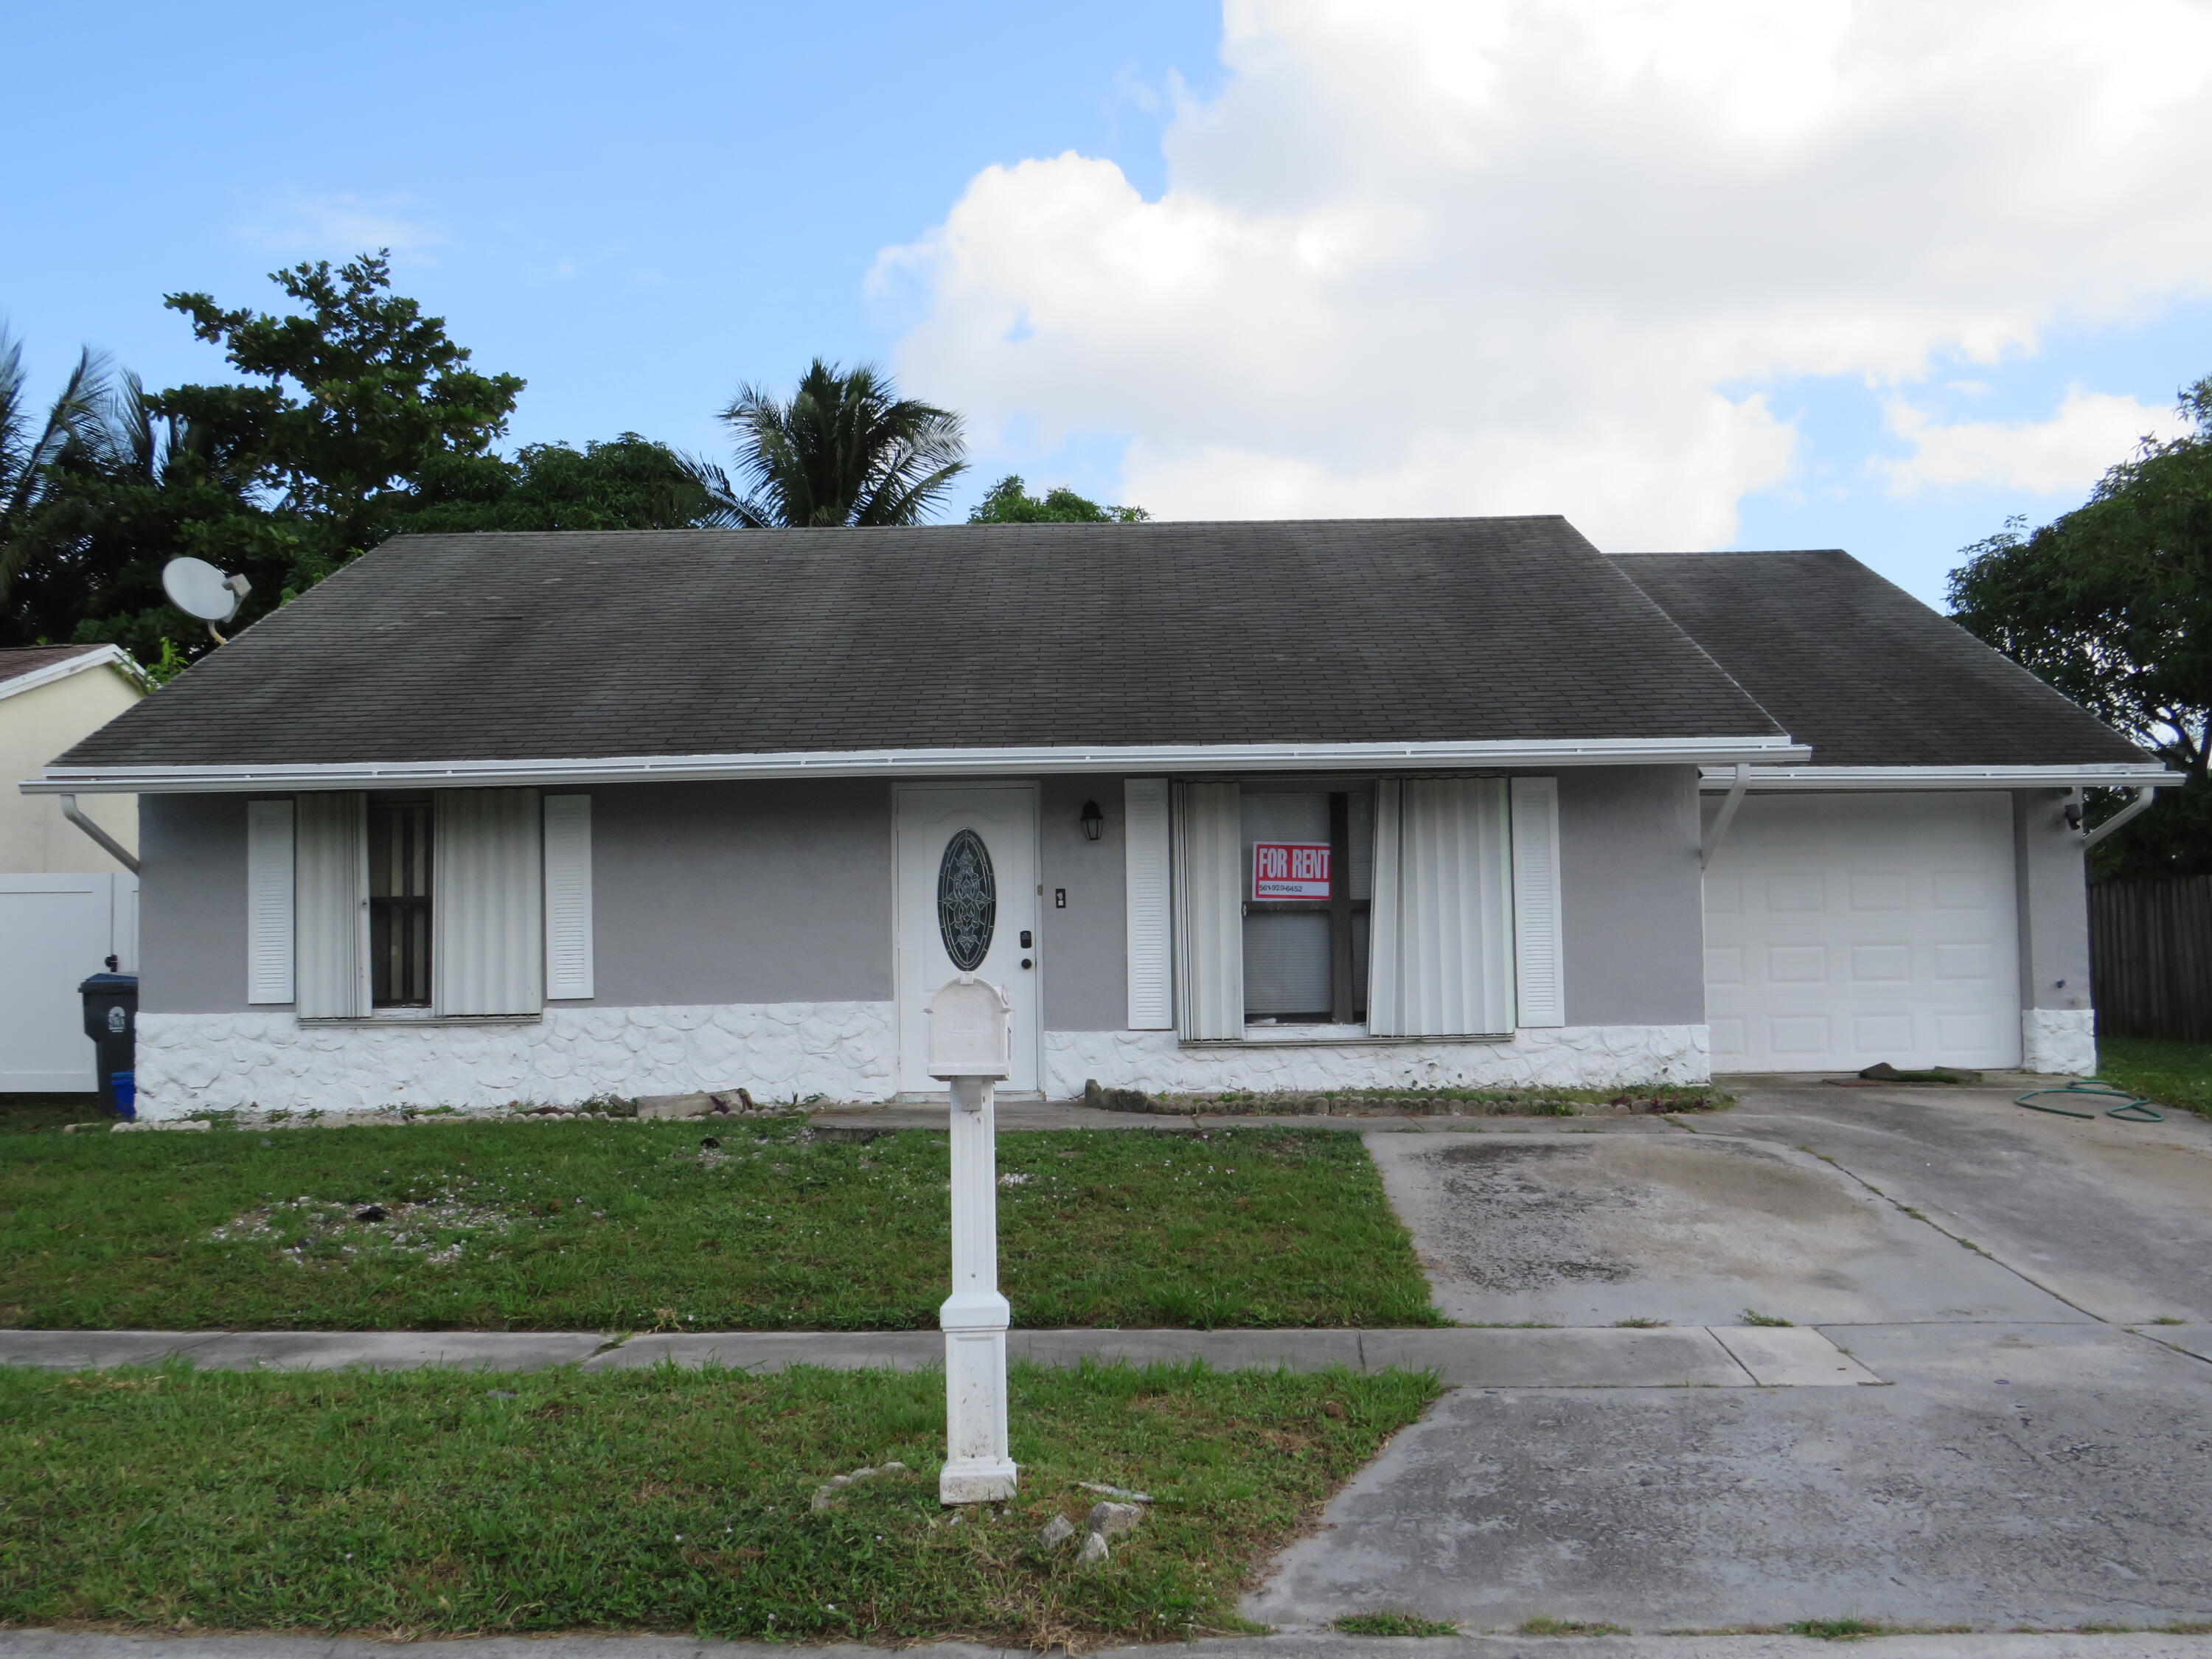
[1697,763,2183,790]
[0,644,148,704]
[29,734,1810,795]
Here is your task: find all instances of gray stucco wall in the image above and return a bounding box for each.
[1038,775,1127,1031]
[588,779,891,1006]
[1557,765,1706,1026]
[136,767,1703,1028]
[139,793,251,1015]
[2013,788,2092,1014]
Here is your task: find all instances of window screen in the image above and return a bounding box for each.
[1240,786,1373,1024]
[369,797,433,1007]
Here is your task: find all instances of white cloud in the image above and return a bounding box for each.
[1876,389,2191,496]
[874,0,2212,546]
[239,192,446,262]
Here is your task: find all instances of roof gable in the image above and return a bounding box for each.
[1608,549,2149,770]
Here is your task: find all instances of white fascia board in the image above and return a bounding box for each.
[0,644,145,704]
[28,734,1812,796]
[1697,763,2186,791]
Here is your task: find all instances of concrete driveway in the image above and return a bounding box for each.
[1249,1078,2212,1633]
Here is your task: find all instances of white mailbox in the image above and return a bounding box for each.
[927,975,1012,1082]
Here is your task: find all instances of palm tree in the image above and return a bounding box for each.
[0,322,111,605]
[706,358,967,527]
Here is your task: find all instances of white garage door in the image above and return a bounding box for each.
[1703,792,2020,1073]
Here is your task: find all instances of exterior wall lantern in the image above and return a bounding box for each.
[1079,799,1106,842]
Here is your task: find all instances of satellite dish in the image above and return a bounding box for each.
[161,557,248,625]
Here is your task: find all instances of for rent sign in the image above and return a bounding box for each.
[1253,842,1332,900]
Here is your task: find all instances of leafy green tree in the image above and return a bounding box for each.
[157,250,524,594]
[397,434,724,533]
[4,372,265,667]
[1950,373,2212,879]
[0,324,109,610]
[967,475,1149,524]
[709,358,965,527]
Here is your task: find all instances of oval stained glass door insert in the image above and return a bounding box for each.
[936,828,998,972]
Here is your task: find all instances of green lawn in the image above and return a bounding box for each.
[0,1117,1441,1331]
[0,1359,1439,1646]
[2096,1037,2212,1118]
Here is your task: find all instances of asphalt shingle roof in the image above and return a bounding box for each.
[57,518,1790,768]
[1608,549,2150,769]
[0,643,111,691]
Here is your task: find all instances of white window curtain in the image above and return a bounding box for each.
[1122,778,1173,1029]
[1172,780,1243,1040]
[1509,776,1567,1027]
[245,799,296,1005]
[542,793,595,1001]
[1367,777,1515,1037]
[295,791,369,1019]
[434,788,544,1017]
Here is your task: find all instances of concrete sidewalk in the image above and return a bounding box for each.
[2,1628,2207,1659]
[0,1323,1880,1386]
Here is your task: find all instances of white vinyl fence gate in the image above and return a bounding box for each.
[1,873,139,1091]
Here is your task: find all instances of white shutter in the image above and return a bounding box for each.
[1368,778,1514,1037]
[1509,776,1567,1027]
[435,789,544,1017]
[245,799,296,1004]
[1172,780,1244,1040]
[1123,778,1172,1029]
[295,792,368,1019]
[542,793,594,1001]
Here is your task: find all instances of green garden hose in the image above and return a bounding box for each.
[2014,1078,2165,1123]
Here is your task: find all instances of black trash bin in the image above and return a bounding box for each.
[79,963,138,1119]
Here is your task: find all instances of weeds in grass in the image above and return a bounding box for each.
[2096,1037,2212,1119]
[1739,1310,1794,1327]
[1786,1619,1889,1638]
[0,1359,1439,1647]
[1517,1615,1630,1635]
[2149,1316,2187,1326]
[1613,1318,1667,1328]
[0,1122,1444,1331]
[1336,1612,1461,1636]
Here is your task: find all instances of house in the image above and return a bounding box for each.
[1,644,146,1091]
[21,518,2173,1118]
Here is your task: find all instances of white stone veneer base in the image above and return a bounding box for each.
[1043,1024,1711,1096]
[2021,1007,2097,1077]
[133,1002,897,1119]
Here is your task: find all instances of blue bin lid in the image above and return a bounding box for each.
[78,973,138,993]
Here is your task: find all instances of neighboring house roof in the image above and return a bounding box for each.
[0,643,146,705]
[1609,549,2154,772]
[44,518,1800,786]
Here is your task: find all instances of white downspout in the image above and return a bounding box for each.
[2081,785,2157,851]
[1702,763,1751,869]
[60,794,141,875]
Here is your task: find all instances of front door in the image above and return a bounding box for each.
[895,784,1040,1095]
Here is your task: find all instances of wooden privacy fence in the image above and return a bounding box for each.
[2090,875,2212,1043]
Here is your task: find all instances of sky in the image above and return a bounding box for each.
[4,0,2210,605]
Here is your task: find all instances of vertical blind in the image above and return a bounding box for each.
[1366,778,1516,1037]
[294,791,369,1020]
[1172,781,1244,1040]
[434,788,544,1017]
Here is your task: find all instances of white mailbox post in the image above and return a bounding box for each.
[926,973,1018,1504]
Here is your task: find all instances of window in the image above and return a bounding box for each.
[368,796,433,1007]
[1240,786,1373,1025]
